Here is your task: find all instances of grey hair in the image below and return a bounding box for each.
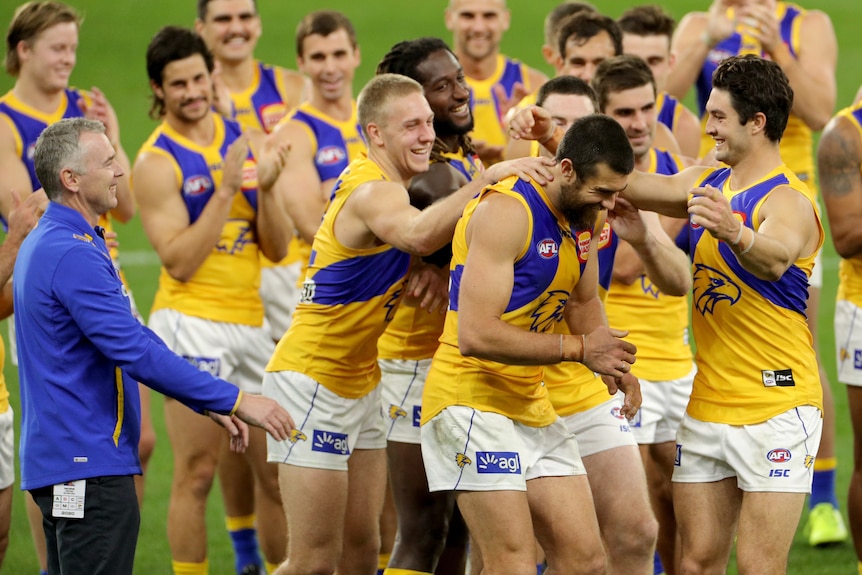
[34,117,105,201]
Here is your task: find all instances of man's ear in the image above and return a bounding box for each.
[60,167,80,193]
[366,122,384,147]
[559,157,575,182]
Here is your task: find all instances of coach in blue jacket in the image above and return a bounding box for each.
[13,117,295,575]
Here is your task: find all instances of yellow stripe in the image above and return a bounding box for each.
[171,559,208,575]
[112,367,124,447]
[225,513,256,531]
[265,561,281,574]
[813,456,837,472]
[230,390,243,416]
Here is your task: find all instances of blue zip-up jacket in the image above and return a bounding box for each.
[14,202,243,490]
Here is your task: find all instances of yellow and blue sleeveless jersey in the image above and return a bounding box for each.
[377,147,484,361]
[837,103,862,308]
[604,148,692,382]
[140,114,264,326]
[422,176,590,427]
[656,91,683,135]
[266,101,366,270]
[544,218,619,417]
[468,55,532,149]
[266,155,411,398]
[230,61,294,134]
[696,3,812,178]
[687,165,823,424]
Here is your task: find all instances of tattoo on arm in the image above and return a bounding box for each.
[819,126,862,198]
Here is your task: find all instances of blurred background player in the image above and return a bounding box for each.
[617,5,701,159]
[0,3,149,574]
[667,0,844,547]
[819,89,862,575]
[445,0,547,164]
[195,2,305,571]
[133,26,291,575]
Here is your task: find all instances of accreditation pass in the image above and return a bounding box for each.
[52,479,85,518]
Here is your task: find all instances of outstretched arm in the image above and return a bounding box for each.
[819,114,862,259]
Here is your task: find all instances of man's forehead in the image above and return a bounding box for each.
[450,0,506,14]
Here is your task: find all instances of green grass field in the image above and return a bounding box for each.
[0,0,860,572]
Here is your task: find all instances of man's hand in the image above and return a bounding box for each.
[687,185,740,243]
[6,189,47,245]
[739,3,781,55]
[607,197,648,246]
[209,412,250,453]
[581,326,637,379]
[507,105,556,143]
[601,372,642,420]
[221,134,250,196]
[492,82,529,127]
[482,155,556,186]
[235,393,295,442]
[257,134,291,191]
[405,262,450,314]
[79,87,121,146]
[704,0,737,47]
[210,61,234,119]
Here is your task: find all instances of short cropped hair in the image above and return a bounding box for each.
[617,5,675,38]
[543,2,596,46]
[5,1,80,76]
[376,37,454,83]
[712,54,793,143]
[196,0,258,21]
[34,117,104,201]
[295,11,356,58]
[357,74,423,140]
[591,55,655,112]
[558,114,634,181]
[145,26,214,119]
[536,75,598,111]
[557,12,622,60]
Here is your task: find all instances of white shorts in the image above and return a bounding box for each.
[259,262,302,342]
[629,364,696,444]
[835,299,862,386]
[810,250,823,290]
[562,395,637,458]
[148,308,273,394]
[673,406,822,493]
[379,358,431,444]
[421,406,585,492]
[0,408,13,489]
[263,370,386,471]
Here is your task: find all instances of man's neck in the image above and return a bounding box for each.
[12,77,66,115]
[455,48,499,81]
[727,144,784,190]
[308,91,354,122]
[634,149,653,172]
[218,57,257,93]
[165,111,216,146]
[367,147,414,189]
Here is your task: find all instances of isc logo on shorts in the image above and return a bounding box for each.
[476,451,521,474]
[412,405,421,428]
[312,430,350,455]
[766,448,791,463]
[855,350,862,370]
[182,356,221,376]
[674,444,682,466]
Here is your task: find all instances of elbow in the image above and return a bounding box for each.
[164,262,195,283]
[833,235,858,260]
[613,266,641,286]
[458,328,489,360]
[261,241,288,263]
[661,276,692,297]
[759,263,789,283]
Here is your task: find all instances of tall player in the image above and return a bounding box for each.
[445,0,547,164]
[133,26,291,575]
[666,0,844,547]
[194,2,305,571]
[819,91,862,575]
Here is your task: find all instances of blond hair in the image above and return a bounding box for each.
[356,73,423,140]
[5,1,81,76]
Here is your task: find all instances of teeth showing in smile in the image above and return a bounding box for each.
[452,103,468,114]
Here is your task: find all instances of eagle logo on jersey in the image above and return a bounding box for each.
[640,276,661,299]
[388,405,408,420]
[383,283,405,323]
[288,429,307,443]
[530,290,569,333]
[693,264,740,316]
[455,453,472,468]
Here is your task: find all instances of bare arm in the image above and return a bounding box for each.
[277,68,308,111]
[268,121,326,244]
[248,130,291,262]
[0,116,36,219]
[608,199,691,296]
[673,105,704,159]
[0,189,47,319]
[749,8,836,131]
[819,115,862,259]
[688,184,819,281]
[622,166,706,219]
[349,156,556,256]
[134,140,246,282]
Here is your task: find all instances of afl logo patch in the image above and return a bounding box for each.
[183,175,213,196]
[317,145,346,166]
[536,239,558,259]
[766,448,792,463]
